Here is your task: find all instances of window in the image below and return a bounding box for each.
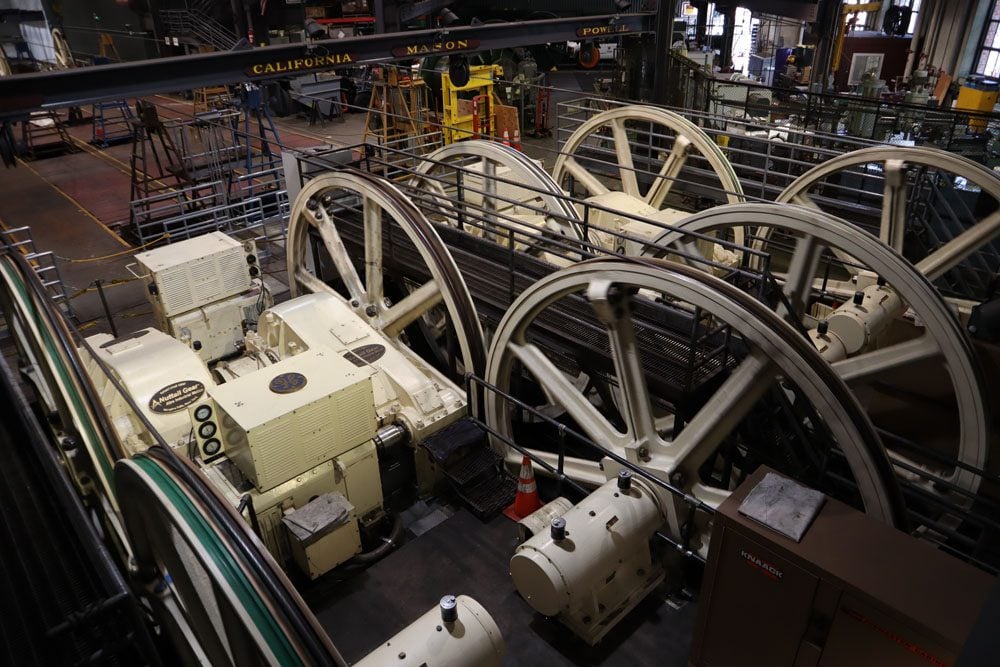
[977,0,1000,77]
[844,0,922,35]
[887,0,922,35]
[843,0,873,32]
[906,0,921,35]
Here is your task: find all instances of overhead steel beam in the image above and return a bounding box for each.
[0,12,653,117]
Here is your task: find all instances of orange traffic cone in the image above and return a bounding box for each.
[512,128,522,151]
[504,455,542,520]
[502,128,511,147]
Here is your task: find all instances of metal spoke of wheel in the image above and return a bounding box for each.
[778,145,1000,291]
[486,258,904,528]
[669,349,774,474]
[306,206,364,304]
[294,266,337,299]
[587,279,662,450]
[287,169,487,377]
[508,341,628,451]
[649,203,988,494]
[880,159,909,252]
[363,195,384,312]
[780,233,825,321]
[917,209,1000,281]
[832,334,940,383]
[561,155,611,197]
[646,134,692,209]
[610,118,640,197]
[381,279,442,339]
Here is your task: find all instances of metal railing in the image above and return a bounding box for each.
[663,50,1000,166]
[231,167,290,258]
[127,110,289,248]
[294,142,774,397]
[160,8,237,52]
[130,180,229,244]
[0,226,75,320]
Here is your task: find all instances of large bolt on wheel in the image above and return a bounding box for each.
[646,203,989,495]
[777,145,1000,303]
[286,169,486,377]
[485,258,905,553]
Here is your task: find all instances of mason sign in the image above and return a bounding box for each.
[390,38,480,58]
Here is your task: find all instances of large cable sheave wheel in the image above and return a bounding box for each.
[485,258,905,557]
[286,168,486,377]
[0,254,123,518]
[551,105,745,242]
[51,28,74,69]
[776,145,1000,301]
[645,203,989,496]
[409,139,587,254]
[116,450,346,667]
[1,251,345,665]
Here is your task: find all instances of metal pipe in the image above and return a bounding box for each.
[92,279,118,338]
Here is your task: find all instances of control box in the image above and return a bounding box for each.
[134,232,260,321]
[207,346,377,492]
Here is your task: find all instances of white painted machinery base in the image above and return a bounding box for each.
[510,475,666,644]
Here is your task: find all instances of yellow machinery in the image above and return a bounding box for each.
[441,64,503,144]
[956,81,999,132]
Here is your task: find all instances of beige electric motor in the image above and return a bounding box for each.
[510,470,667,644]
[355,595,504,667]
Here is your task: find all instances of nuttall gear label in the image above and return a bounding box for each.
[149,380,205,414]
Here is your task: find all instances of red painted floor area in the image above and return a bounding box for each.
[21,140,135,230]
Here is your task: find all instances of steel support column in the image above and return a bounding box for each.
[651,1,675,105]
